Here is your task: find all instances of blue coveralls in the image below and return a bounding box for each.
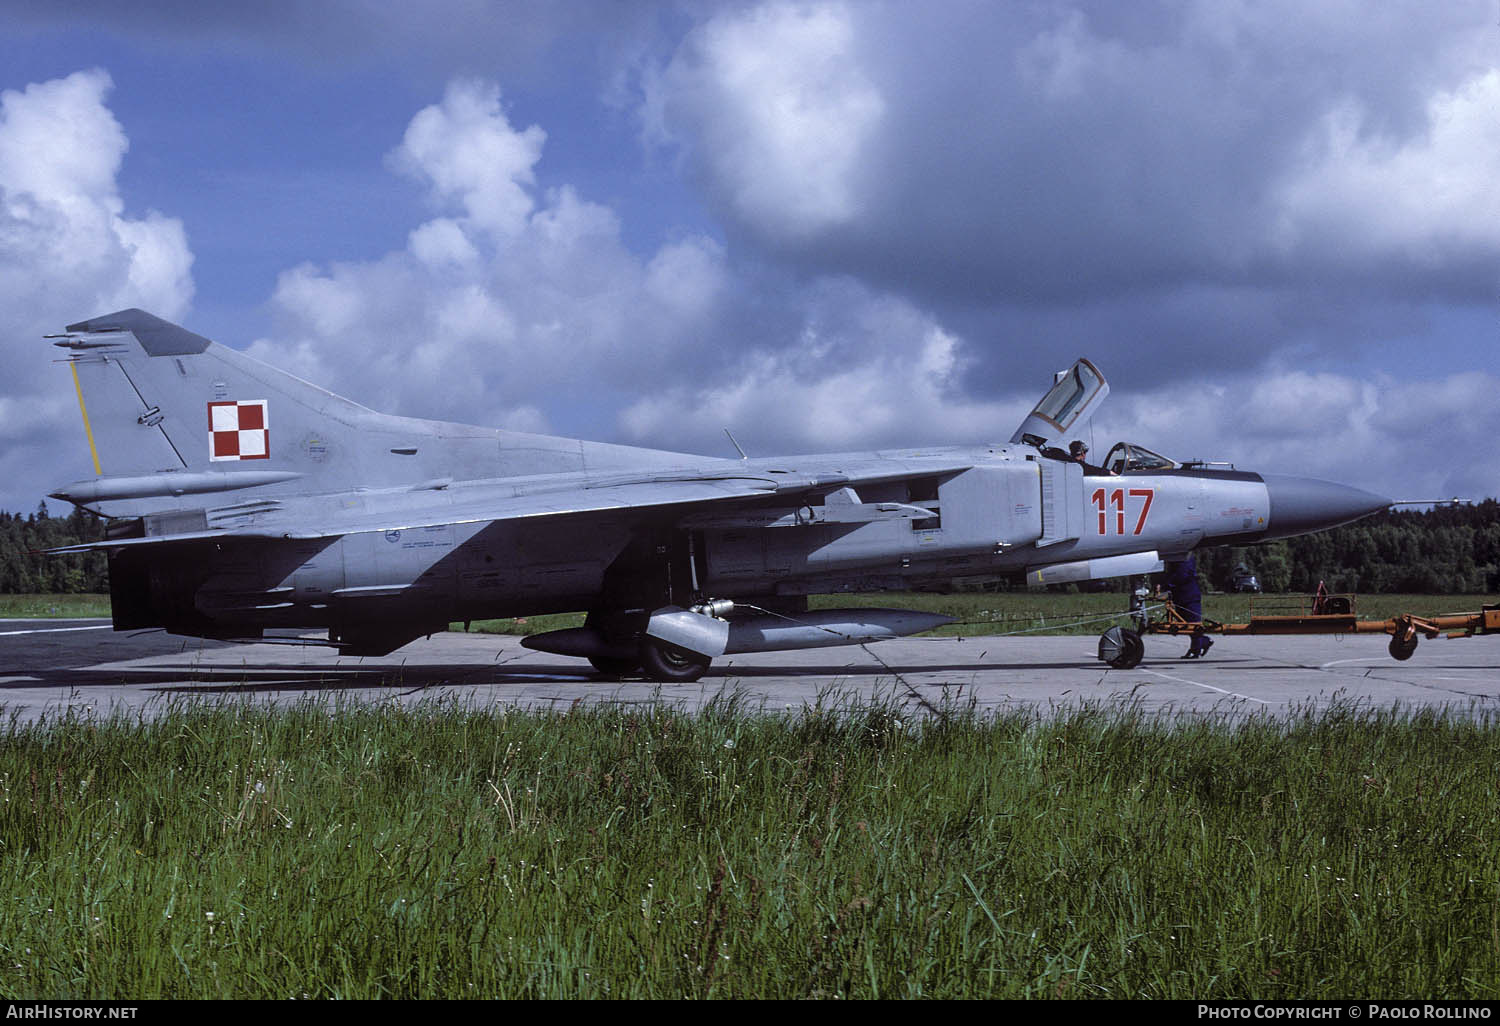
[1161,555,1212,657]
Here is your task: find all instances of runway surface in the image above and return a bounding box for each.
[2,618,1498,724]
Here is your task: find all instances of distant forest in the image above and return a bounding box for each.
[1195,499,1500,595]
[2,500,1498,596]
[0,504,107,594]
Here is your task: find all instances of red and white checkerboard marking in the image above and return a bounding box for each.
[207,400,270,461]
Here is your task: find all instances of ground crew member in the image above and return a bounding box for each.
[1159,555,1213,658]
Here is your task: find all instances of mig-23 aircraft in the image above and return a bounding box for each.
[44,309,1390,680]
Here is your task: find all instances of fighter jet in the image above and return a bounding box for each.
[45,309,1390,681]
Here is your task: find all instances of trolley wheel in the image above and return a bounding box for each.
[1099,627,1145,670]
[1388,634,1419,661]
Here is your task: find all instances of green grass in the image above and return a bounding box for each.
[1,698,1497,998]
[0,594,111,619]
[465,592,1499,638]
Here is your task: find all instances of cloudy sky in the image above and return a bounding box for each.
[1,0,1496,515]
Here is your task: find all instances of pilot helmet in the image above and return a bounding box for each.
[1068,440,1088,457]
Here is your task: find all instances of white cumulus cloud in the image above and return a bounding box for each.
[246,74,1027,464]
[1271,68,1500,267]
[620,286,1027,453]
[248,78,741,438]
[0,68,194,507]
[646,1,884,244]
[640,0,1499,325]
[390,79,547,239]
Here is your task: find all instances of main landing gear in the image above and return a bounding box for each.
[587,638,711,682]
[580,609,713,683]
[638,638,712,682]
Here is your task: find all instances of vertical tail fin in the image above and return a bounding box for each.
[50,309,378,516]
[50,308,682,519]
[58,311,213,479]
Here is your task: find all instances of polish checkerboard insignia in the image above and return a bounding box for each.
[207,400,270,461]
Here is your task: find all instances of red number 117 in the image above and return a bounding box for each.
[1090,488,1154,535]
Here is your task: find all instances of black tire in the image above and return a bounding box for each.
[588,655,639,677]
[1323,596,1352,616]
[639,639,711,682]
[1389,635,1418,661]
[1099,627,1145,670]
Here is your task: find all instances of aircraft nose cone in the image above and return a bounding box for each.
[1260,474,1391,540]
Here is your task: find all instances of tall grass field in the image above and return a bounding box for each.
[1,698,1496,998]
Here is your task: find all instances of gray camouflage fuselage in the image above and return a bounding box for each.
[46,309,1390,672]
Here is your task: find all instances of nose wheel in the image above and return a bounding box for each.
[1099,626,1145,669]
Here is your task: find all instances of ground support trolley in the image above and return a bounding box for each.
[1097,594,1500,669]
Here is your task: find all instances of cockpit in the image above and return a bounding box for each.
[1102,442,1178,475]
[1011,360,1190,476]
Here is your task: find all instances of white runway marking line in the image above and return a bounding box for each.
[1137,667,1271,705]
[0,625,113,637]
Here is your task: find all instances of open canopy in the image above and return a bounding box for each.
[1008,359,1109,449]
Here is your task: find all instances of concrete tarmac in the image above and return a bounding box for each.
[3,618,1499,724]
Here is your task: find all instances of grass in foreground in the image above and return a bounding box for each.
[0,698,1497,998]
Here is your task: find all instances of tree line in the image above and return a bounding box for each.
[1195,500,1500,594]
[2,499,1498,596]
[0,505,107,593]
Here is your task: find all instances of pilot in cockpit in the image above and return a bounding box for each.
[1068,440,1116,476]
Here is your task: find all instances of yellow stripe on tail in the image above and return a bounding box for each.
[69,362,102,476]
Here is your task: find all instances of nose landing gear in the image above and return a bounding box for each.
[1098,626,1145,669]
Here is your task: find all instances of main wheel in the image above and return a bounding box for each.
[588,654,640,677]
[1388,634,1418,661]
[1099,627,1145,669]
[639,639,711,682]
